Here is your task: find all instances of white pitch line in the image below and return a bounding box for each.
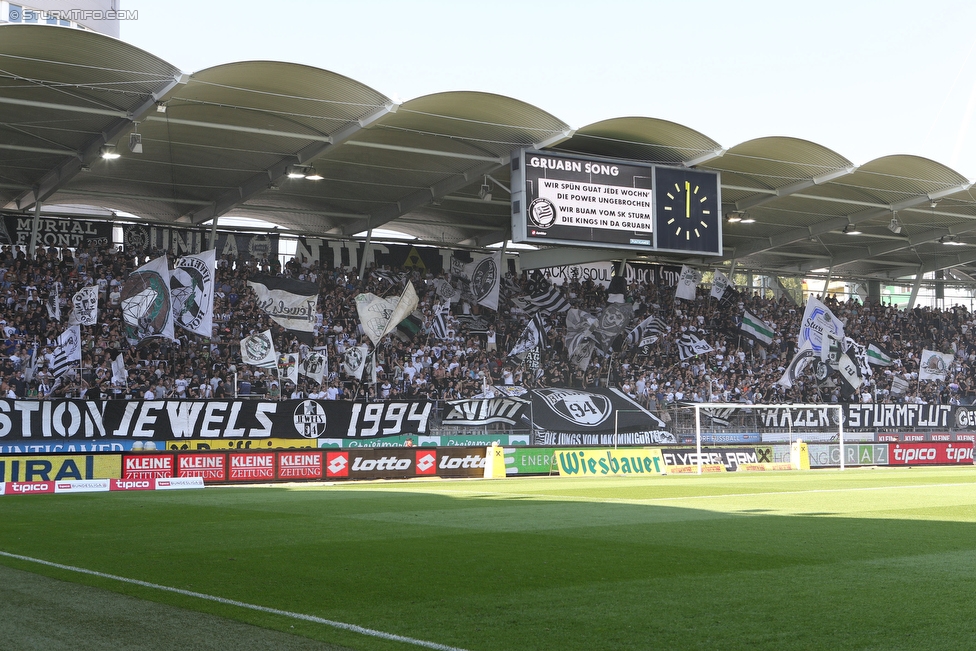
[0,550,469,651]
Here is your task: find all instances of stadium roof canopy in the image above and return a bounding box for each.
[3,24,976,286]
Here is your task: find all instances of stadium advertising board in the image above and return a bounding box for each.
[427,434,531,447]
[228,452,275,482]
[177,453,225,482]
[154,477,205,490]
[888,442,973,466]
[554,448,666,477]
[511,149,721,255]
[874,433,960,443]
[504,447,557,475]
[436,447,488,478]
[324,449,419,480]
[317,433,531,449]
[122,454,174,479]
[666,463,725,474]
[0,399,431,443]
[0,454,121,482]
[54,479,110,493]
[660,448,765,472]
[121,223,278,262]
[167,438,318,451]
[277,451,323,480]
[0,441,138,454]
[110,479,155,491]
[4,481,54,494]
[679,432,761,445]
[807,444,889,468]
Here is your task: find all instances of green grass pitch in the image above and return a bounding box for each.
[2,467,976,650]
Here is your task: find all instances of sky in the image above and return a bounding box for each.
[122,0,976,178]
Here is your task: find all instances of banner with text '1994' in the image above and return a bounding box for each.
[0,399,432,443]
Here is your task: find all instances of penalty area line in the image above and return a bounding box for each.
[0,550,469,651]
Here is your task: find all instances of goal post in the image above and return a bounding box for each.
[689,403,845,475]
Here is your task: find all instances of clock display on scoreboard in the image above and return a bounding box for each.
[652,166,722,255]
[511,149,721,255]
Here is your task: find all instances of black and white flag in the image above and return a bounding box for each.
[595,303,634,343]
[677,333,713,360]
[675,265,701,301]
[46,292,61,322]
[240,330,277,368]
[526,273,570,313]
[69,285,98,326]
[247,274,318,342]
[50,325,81,378]
[626,315,669,347]
[469,252,501,311]
[343,344,369,380]
[509,313,547,359]
[172,249,216,338]
[702,407,734,428]
[299,350,327,385]
[278,352,299,385]
[431,303,449,340]
[564,309,599,371]
[710,271,731,299]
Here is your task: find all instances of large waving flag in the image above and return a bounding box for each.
[247,275,318,343]
[867,342,897,366]
[172,249,216,338]
[775,340,816,388]
[355,282,419,346]
[798,296,845,356]
[565,308,599,371]
[595,302,634,343]
[121,255,175,346]
[509,313,547,359]
[740,310,774,345]
[626,314,669,347]
[381,282,419,339]
[677,333,713,360]
[919,349,954,382]
[356,292,402,346]
[526,274,570,313]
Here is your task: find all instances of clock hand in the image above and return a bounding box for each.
[685,180,691,218]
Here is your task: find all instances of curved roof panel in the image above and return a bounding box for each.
[556,117,722,166]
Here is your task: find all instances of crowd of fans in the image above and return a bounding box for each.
[2,241,973,409]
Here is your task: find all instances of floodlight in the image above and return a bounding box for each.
[99,144,120,160]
